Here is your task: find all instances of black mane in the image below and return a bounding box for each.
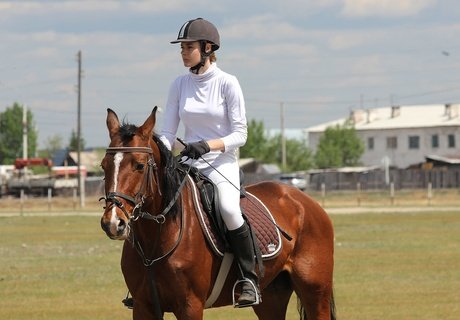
[119,121,138,143]
[152,134,183,216]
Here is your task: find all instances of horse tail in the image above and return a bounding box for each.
[330,290,337,320]
[297,296,307,320]
[297,291,337,320]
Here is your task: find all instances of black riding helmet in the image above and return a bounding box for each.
[171,18,220,73]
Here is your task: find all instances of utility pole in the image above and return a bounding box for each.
[280,102,286,170]
[22,104,28,160]
[76,50,85,208]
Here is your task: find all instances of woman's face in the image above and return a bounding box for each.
[180,41,201,67]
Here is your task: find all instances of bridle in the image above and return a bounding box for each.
[100,144,190,263]
[100,146,162,221]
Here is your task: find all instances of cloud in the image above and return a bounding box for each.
[0,1,119,14]
[0,0,219,15]
[223,15,305,41]
[341,0,437,17]
[327,32,370,50]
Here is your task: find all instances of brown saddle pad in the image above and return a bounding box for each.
[187,176,282,260]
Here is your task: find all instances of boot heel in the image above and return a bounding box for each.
[232,278,261,307]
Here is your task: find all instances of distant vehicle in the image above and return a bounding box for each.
[0,165,15,197]
[5,158,82,197]
[277,174,307,191]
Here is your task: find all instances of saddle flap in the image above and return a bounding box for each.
[188,175,282,260]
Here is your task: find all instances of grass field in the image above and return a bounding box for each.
[0,196,459,319]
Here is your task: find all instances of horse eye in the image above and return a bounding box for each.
[135,163,145,171]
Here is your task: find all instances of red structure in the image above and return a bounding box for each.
[14,158,53,169]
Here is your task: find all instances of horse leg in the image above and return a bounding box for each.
[172,295,204,320]
[291,255,334,320]
[253,271,294,320]
[121,242,160,320]
[132,303,161,320]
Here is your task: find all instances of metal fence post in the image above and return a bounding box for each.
[427,182,432,206]
[390,182,395,205]
[47,188,52,212]
[321,182,326,207]
[357,182,361,206]
[20,189,24,216]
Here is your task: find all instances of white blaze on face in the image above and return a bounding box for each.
[110,152,124,234]
[113,152,123,192]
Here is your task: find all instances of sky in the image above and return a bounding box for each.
[1,0,460,149]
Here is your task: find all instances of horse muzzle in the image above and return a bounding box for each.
[100,210,130,240]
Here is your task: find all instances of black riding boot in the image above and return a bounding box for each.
[227,221,261,306]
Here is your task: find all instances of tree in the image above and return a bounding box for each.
[0,103,38,164]
[240,119,314,172]
[284,138,315,172]
[69,129,85,151]
[240,119,270,160]
[265,133,314,172]
[43,134,64,158]
[314,121,364,168]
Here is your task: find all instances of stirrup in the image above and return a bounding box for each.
[232,278,261,308]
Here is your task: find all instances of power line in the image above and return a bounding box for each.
[246,85,460,107]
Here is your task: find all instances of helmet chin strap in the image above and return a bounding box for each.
[190,41,212,74]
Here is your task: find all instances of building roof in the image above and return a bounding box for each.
[52,148,71,166]
[306,104,460,133]
[69,150,103,172]
[425,154,460,164]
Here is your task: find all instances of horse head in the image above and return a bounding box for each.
[100,107,162,240]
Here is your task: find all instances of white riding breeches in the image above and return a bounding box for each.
[190,152,245,231]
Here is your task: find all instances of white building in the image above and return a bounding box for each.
[305,104,460,168]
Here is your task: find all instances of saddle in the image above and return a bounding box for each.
[186,167,282,260]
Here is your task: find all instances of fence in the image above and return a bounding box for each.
[307,167,460,191]
[6,168,460,199]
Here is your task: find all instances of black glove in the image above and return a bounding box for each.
[180,140,210,159]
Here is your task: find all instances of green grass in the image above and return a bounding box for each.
[0,211,459,319]
[333,211,460,319]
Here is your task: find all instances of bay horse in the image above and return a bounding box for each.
[100,107,336,320]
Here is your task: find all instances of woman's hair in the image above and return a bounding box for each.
[210,52,217,63]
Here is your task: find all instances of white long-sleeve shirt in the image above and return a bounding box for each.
[160,63,247,230]
[160,63,247,168]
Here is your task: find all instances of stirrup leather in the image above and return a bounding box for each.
[232,278,261,308]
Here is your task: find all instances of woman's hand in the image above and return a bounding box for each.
[180,140,210,159]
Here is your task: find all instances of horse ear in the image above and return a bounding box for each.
[138,106,158,139]
[106,108,120,139]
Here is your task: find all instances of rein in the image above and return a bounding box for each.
[102,144,190,320]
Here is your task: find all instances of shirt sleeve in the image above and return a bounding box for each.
[159,78,181,151]
[221,75,248,151]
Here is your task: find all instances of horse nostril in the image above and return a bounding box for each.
[101,218,109,233]
[117,218,126,234]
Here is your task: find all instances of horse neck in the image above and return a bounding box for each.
[132,174,184,257]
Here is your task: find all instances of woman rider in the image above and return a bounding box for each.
[159,18,260,306]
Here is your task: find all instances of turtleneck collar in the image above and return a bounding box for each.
[189,63,218,82]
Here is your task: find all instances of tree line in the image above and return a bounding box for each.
[0,103,365,172]
[239,118,364,172]
[0,103,85,164]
